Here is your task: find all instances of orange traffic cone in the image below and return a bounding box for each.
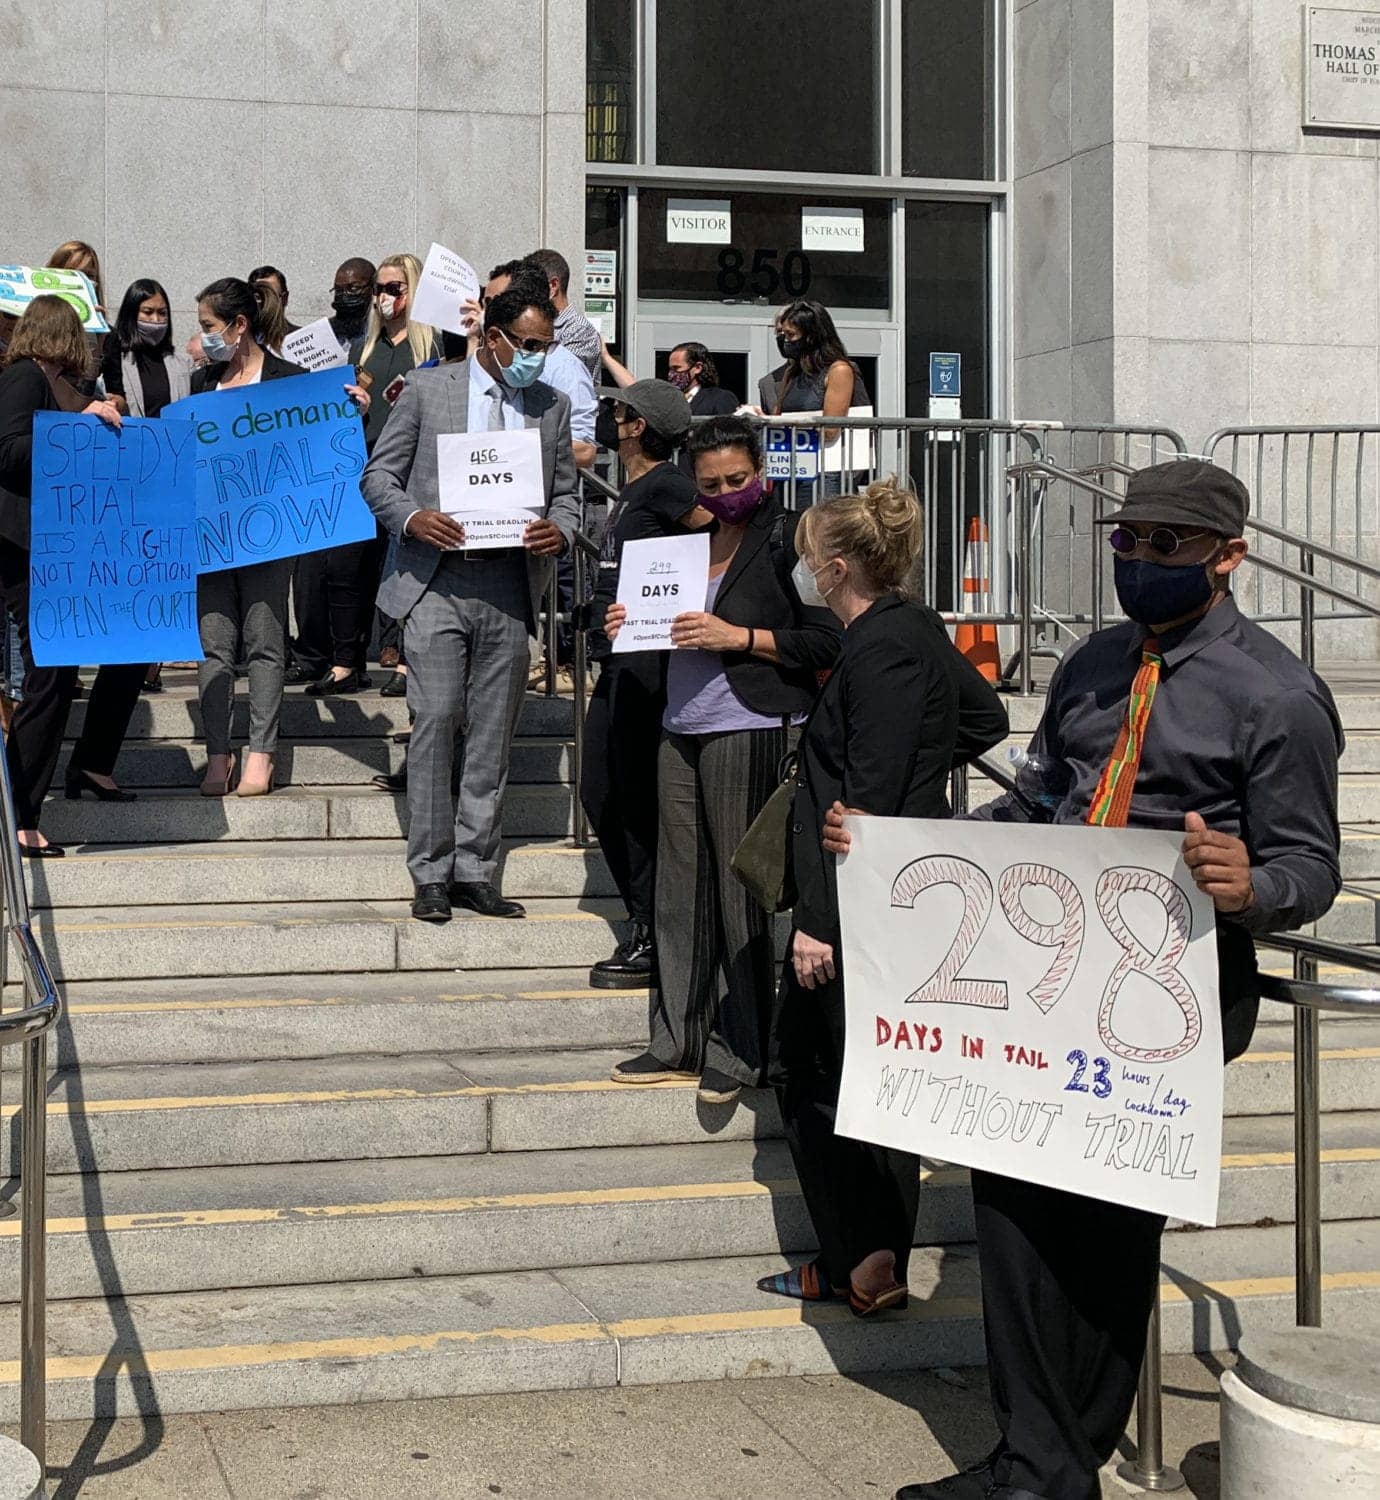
[953,516,1001,682]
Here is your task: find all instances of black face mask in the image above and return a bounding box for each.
[777,334,806,360]
[595,405,625,451]
[332,288,371,319]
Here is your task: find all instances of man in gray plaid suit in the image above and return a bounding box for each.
[361,283,581,922]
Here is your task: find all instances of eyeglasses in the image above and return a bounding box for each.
[498,327,557,356]
[374,281,406,297]
[1108,525,1211,558]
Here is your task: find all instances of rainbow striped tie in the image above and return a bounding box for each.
[1086,639,1162,829]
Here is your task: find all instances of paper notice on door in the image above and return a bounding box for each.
[613,534,711,652]
[437,428,545,549]
[666,199,732,244]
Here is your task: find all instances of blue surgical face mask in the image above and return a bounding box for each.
[501,346,547,389]
[200,327,236,364]
[1113,555,1216,626]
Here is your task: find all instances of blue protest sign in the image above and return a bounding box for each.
[929,352,961,398]
[28,413,203,667]
[164,368,374,574]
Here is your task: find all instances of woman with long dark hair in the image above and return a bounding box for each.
[100,278,192,418]
[759,299,871,498]
[0,296,144,854]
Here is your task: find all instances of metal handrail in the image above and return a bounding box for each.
[0,732,61,1482]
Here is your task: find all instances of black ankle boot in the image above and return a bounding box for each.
[590,922,657,989]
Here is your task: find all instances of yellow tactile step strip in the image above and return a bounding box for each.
[1,1270,1377,1387]
[5,1149,1378,1243]
[59,985,647,1018]
[10,1042,1380,1125]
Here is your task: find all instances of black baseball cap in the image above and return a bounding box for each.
[1095,459,1249,537]
[596,379,692,442]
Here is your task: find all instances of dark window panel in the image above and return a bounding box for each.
[655,1,878,174]
[588,0,635,163]
[902,1,993,180]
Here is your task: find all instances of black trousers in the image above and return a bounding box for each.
[579,659,662,927]
[0,542,146,829]
[771,955,921,1287]
[290,552,329,677]
[970,1169,1165,1500]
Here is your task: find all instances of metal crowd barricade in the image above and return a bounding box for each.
[0,719,61,1481]
[1203,425,1380,647]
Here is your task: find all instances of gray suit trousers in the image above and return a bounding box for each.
[404,551,531,886]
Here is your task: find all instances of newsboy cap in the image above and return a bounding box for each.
[1095,459,1249,537]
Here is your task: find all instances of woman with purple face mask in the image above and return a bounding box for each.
[602,415,842,1107]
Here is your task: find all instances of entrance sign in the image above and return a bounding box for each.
[801,206,865,253]
[282,317,349,373]
[764,424,821,482]
[410,242,482,335]
[613,534,710,652]
[666,198,732,245]
[28,413,203,666]
[930,352,962,398]
[836,817,1223,1225]
[0,265,108,333]
[1305,7,1380,131]
[437,428,544,549]
[165,369,375,573]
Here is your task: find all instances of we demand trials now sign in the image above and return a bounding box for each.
[166,368,375,573]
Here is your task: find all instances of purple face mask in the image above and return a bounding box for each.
[698,476,764,525]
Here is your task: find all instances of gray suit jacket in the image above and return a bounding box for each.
[360,360,581,627]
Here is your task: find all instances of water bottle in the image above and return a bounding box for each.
[1007,747,1073,816]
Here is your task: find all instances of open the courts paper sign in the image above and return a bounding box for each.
[836,818,1223,1224]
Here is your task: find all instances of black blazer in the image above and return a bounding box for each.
[0,358,60,550]
[707,498,841,717]
[791,594,1009,945]
[191,349,305,393]
[690,386,739,418]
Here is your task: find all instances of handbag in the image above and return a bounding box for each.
[731,751,799,913]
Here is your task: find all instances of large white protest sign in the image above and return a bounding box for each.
[0,265,108,333]
[282,317,348,373]
[836,818,1223,1225]
[410,243,481,335]
[437,428,544,549]
[613,534,710,652]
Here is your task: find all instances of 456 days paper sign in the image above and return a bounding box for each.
[836,818,1223,1224]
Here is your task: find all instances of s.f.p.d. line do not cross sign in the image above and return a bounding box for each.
[836,817,1223,1225]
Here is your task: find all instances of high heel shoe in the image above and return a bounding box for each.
[199,754,238,798]
[236,755,275,798]
[64,767,137,802]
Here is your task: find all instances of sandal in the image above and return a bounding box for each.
[757,1260,847,1303]
[848,1280,909,1318]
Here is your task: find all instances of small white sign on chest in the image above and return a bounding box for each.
[436,429,544,549]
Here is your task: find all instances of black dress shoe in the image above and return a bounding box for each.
[372,769,407,793]
[411,883,452,922]
[894,1457,996,1499]
[19,843,65,859]
[380,670,408,697]
[64,768,137,802]
[449,880,525,919]
[590,922,657,989]
[305,669,369,697]
[284,663,318,685]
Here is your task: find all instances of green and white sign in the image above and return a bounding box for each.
[0,265,108,333]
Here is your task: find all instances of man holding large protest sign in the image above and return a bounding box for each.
[360,281,579,924]
[826,461,1343,1500]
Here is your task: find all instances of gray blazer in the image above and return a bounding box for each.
[121,350,193,417]
[360,360,582,628]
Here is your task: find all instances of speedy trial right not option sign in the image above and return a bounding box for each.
[836,818,1224,1224]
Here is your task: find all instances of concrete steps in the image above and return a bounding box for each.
[17,1025,1380,1177]
[9,673,1373,1423]
[5,1222,1380,1422]
[14,1113,1380,1307]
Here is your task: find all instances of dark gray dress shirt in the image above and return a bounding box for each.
[975,594,1343,933]
[973,595,1343,1057]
